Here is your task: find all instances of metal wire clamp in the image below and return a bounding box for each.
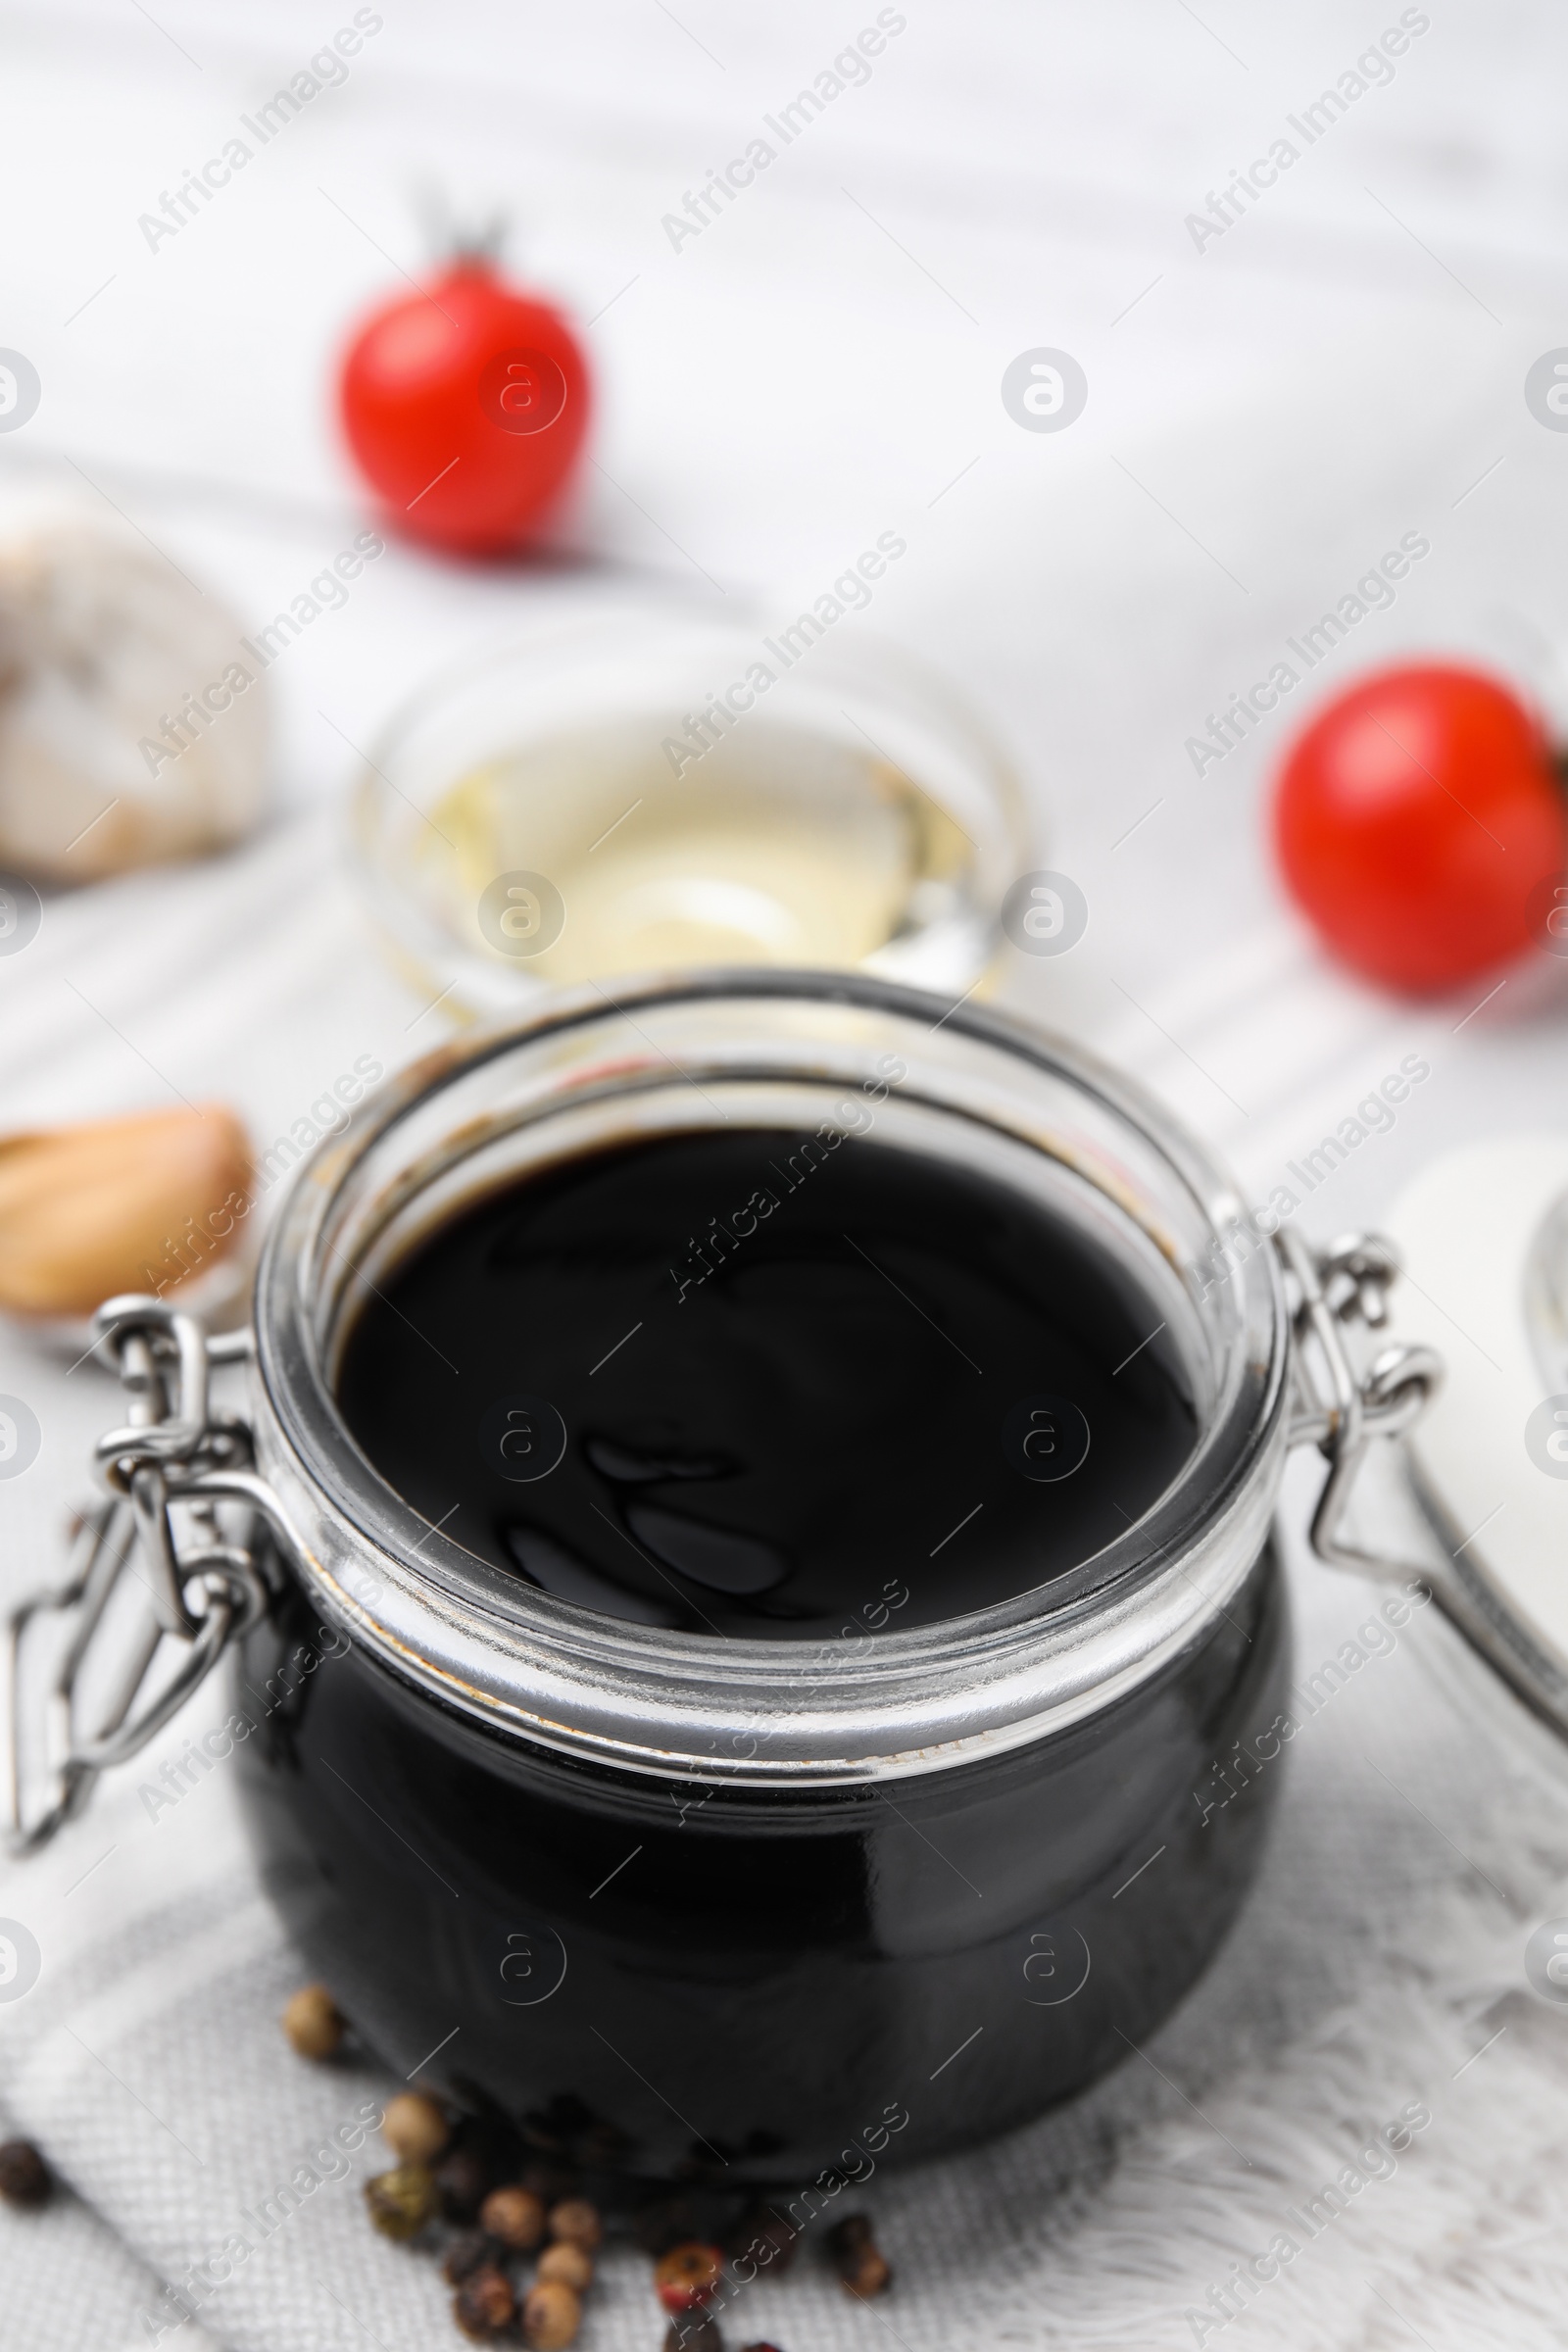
[3,1296,269,1854]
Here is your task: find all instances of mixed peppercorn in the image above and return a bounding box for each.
[0,1984,903,2352]
[0,1983,897,2352]
[0,2138,52,2210]
[281,1982,348,2062]
[355,2084,602,2346]
[289,1982,896,2348]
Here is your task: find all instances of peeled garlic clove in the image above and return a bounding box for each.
[0,1105,253,1319]
[0,512,268,882]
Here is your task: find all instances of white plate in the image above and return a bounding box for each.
[1384,1137,1568,1734]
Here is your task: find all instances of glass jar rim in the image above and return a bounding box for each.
[250,970,1289,1785]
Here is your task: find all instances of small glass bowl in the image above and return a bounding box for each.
[349,587,1029,1018]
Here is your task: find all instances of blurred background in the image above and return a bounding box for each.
[4,1,1568,1207]
[4,1,1568,1181]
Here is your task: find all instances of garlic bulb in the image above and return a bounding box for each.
[0,512,268,880]
[0,1105,253,1319]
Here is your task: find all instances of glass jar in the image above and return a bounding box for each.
[238,969,1299,2182]
[5,973,1448,2185]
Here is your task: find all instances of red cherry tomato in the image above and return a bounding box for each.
[1272,662,1568,993]
[338,259,590,556]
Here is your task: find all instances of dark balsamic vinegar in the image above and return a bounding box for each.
[335,1129,1198,1637]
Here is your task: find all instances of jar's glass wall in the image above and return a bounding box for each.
[235,1538,1290,2182]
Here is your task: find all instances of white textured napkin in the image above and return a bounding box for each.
[8,1386,1568,2352]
